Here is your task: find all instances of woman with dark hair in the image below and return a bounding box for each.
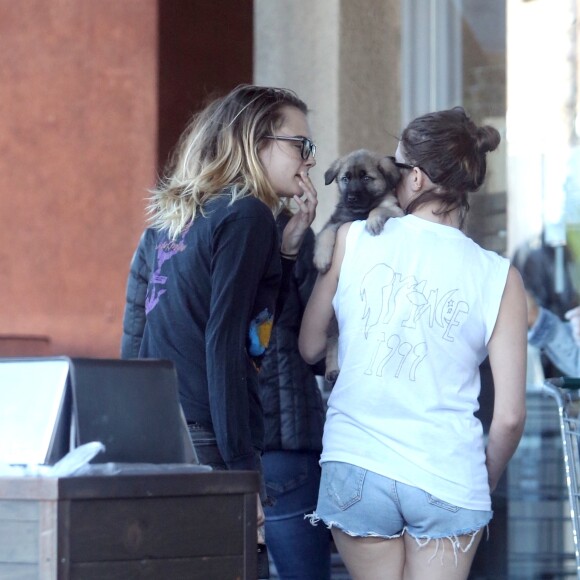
[299,107,527,580]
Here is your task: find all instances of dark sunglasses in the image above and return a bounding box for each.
[265,135,316,160]
[386,155,436,183]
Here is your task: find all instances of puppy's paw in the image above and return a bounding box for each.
[366,212,389,235]
[325,368,340,386]
[313,247,333,273]
[365,202,404,235]
[314,228,337,273]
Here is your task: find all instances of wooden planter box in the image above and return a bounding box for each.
[0,470,259,579]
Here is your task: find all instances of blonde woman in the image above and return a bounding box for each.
[139,85,318,524]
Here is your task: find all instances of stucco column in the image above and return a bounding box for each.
[254,0,401,231]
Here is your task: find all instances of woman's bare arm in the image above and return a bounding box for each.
[486,265,528,491]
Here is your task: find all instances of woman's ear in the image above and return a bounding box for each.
[411,166,424,191]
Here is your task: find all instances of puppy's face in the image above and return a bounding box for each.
[324,149,401,215]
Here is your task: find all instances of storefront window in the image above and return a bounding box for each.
[403,2,579,576]
[508,0,579,315]
[402,0,508,254]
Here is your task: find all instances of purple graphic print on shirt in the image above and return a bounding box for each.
[145,229,188,315]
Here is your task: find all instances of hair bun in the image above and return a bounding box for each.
[476,125,501,154]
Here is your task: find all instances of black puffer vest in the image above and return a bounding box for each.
[120,228,158,359]
[259,212,325,452]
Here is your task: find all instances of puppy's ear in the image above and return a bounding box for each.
[324,159,342,185]
[378,156,401,189]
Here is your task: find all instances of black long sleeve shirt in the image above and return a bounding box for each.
[139,194,284,471]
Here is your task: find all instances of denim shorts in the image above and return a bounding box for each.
[312,461,492,540]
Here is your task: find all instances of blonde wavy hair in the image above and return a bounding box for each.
[148,85,309,239]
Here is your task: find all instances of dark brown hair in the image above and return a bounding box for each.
[401,107,500,226]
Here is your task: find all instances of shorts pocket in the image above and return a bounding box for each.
[426,493,461,513]
[324,462,366,510]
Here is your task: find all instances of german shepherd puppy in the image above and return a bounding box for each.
[313,149,403,384]
[313,149,403,273]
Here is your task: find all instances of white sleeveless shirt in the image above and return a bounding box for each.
[321,216,510,510]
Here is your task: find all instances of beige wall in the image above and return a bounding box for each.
[339,1,402,154]
[255,0,401,231]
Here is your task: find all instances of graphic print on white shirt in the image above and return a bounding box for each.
[360,262,469,382]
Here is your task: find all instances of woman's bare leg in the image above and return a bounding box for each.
[331,528,405,580]
[403,531,482,580]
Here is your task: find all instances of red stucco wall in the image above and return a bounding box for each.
[0,1,253,358]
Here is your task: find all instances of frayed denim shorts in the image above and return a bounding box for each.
[311,461,492,541]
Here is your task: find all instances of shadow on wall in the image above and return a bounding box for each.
[0,335,51,357]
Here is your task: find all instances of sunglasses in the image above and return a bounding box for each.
[265,135,316,160]
[386,155,436,183]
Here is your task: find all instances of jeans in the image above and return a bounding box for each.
[262,450,332,580]
[187,422,267,500]
[187,422,227,470]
